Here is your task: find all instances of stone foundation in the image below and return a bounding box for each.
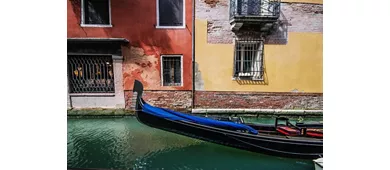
[194,91,322,110]
[125,90,192,112]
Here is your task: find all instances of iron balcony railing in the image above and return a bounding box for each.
[229,0,281,20]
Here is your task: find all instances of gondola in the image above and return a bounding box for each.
[133,80,323,159]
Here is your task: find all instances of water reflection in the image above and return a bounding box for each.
[67,117,317,170]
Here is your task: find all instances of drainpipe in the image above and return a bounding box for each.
[191,0,196,111]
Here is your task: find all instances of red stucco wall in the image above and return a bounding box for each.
[67,0,193,91]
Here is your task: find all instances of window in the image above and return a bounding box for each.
[68,55,115,93]
[233,38,264,80]
[161,55,183,86]
[81,0,111,27]
[157,0,185,28]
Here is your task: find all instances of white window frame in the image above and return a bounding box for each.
[80,0,112,27]
[233,40,264,81]
[156,0,186,29]
[160,55,184,86]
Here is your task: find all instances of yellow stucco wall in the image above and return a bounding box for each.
[282,0,322,4]
[195,19,323,93]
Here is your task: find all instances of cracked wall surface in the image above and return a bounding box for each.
[122,47,166,90]
[196,0,234,44]
[194,62,204,90]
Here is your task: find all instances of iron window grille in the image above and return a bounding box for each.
[157,0,185,28]
[233,37,264,80]
[81,0,111,26]
[68,55,115,93]
[161,56,182,86]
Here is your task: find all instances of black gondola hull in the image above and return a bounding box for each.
[132,80,322,159]
[136,107,322,159]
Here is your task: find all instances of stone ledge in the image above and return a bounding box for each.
[67,108,134,117]
[67,108,322,117]
[192,108,323,116]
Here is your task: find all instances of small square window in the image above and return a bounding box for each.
[157,0,185,28]
[81,0,111,26]
[161,56,182,86]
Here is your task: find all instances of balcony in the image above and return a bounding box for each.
[229,0,281,31]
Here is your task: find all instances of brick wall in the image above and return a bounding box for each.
[282,3,323,33]
[196,0,234,44]
[195,91,323,110]
[125,91,192,112]
[196,1,323,44]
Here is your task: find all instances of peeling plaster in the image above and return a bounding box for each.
[204,0,220,8]
[291,88,305,93]
[291,89,299,93]
[289,3,323,14]
[123,46,175,90]
[194,62,205,90]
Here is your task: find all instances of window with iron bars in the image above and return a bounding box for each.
[233,38,264,80]
[161,56,182,86]
[68,55,115,93]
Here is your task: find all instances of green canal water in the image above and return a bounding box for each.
[67,116,322,170]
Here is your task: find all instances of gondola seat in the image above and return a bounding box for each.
[276,126,301,136]
[306,129,323,138]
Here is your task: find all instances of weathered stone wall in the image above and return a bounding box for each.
[196,0,323,44]
[196,0,234,44]
[125,91,192,112]
[283,3,323,32]
[195,91,322,110]
[194,62,205,90]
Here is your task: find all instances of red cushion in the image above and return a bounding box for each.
[306,130,323,138]
[277,126,300,136]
